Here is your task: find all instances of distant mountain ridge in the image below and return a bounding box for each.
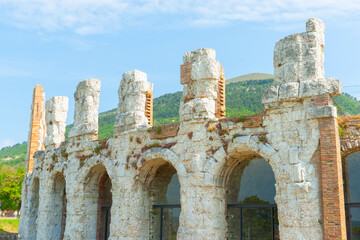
[227,73,274,84]
[1,73,360,169]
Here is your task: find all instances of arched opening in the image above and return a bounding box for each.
[141,159,180,240]
[84,165,112,240]
[343,151,360,239]
[27,177,40,240]
[226,158,279,240]
[48,173,66,239]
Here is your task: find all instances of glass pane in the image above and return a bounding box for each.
[166,173,180,204]
[242,208,272,240]
[347,152,360,203]
[227,207,241,240]
[238,158,276,204]
[150,208,161,239]
[350,207,360,240]
[162,208,180,240]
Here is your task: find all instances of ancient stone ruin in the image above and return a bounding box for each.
[19,18,359,239]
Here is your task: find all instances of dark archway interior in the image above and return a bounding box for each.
[28,178,40,240]
[226,158,279,240]
[343,151,360,239]
[50,173,66,240]
[96,172,112,240]
[149,162,180,240]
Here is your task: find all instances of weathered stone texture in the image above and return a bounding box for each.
[20,18,350,240]
[44,96,69,148]
[68,79,101,140]
[114,70,153,135]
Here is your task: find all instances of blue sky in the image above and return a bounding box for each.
[1,0,360,148]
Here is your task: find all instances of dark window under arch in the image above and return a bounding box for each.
[343,151,360,239]
[227,158,279,240]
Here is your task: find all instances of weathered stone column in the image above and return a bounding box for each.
[178,173,226,239]
[64,79,101,240]
[113,70,153,136]
[179,48,224,121]
[262,18,345,239]
[68,78,101,141]
[44,96,69,149]
[36,96,68,240]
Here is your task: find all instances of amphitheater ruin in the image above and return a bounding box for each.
[18,18,360,240]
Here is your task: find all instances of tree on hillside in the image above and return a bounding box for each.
[0,165,25,215]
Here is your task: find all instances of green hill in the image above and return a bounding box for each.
[2,75,360,169]
[227,73,274,84]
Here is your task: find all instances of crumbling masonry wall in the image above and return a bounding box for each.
[19,18,348,240]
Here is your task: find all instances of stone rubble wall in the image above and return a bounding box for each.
[19,18,348,240]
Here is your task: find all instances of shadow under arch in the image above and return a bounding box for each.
[24,177,40,240]
[83,164,113,240]
[342,151,360,239]
[46,172,67,240]
[137,147,183,239]
[222,136,279,240]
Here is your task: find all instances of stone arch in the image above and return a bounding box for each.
[47,172,67,240]
[83,163,113,240]
[222,135,279,239]
[219,135,274,187]
[136,147,183,239]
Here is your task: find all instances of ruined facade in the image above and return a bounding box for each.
[19,18,357,239]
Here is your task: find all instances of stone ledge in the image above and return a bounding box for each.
[149,123,180,140]
[219,113,264,128]
[306,106,337,119]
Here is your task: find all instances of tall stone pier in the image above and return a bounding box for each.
[19,18,349,240]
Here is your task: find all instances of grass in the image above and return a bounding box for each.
[0,218,20,233]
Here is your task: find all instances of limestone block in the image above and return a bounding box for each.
[292,164,305,183]
[180,98,216,121]
[306,18,325,46]
[183,48,216,64]
[306,105,337,119]
[68,79,101,138]
[299,78,342,98]
[274,19,325,85]
[289,148,299,164]
[44,96,68,148]
[278,82,299,100]
[122,70,147,83]
[261,85,279,104]
[114,70,153,133]
[259,143,276,160]
[191,58,221,81]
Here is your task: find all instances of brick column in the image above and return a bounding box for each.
[26,85,45,173]
[314,94,347,239]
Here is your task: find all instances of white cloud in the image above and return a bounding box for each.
[0,0,360,34]
[0,139,16,149]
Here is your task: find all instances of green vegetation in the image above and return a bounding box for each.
[2,77,360,169]
[0,165,25,212]
[0,218,20,233]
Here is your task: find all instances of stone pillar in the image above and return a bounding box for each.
[179,48,224,121]
[312,94,347,240]
[177,174,226,239]
[26,85,46,173]
[113,70,153,136]
[44,96,69,149]
[64,79,100,239]
[68,79,101,141]
[262,18,344,239]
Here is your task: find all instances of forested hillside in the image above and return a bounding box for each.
[2,77,360,169]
